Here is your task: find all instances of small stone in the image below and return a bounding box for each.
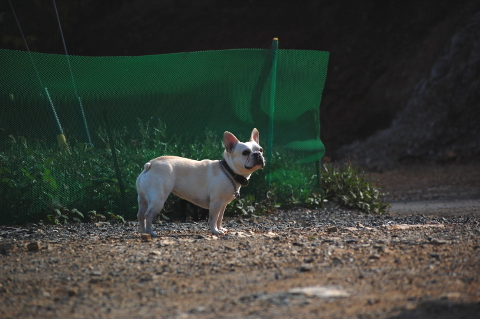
[141,233,152,241]
[345,238,358,244]
[0,243,14,251]
[288,286,350,298]
[189,306,207,314]
[27,242,41,251]
[139,274,154,282]
[326,226,338,233]
[430,238,448,245]
[367,298,380,305]
[158,239,175,246]
[373,244,386,252]
[300,263,314,272]
[331,257,343,266]
[67,289,77,297]
[440,292,461,300]
[369,253,380,260]
[323,237,340,243]
[263,232,278,239]
[429,252,441,261]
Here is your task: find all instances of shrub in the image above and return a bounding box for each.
[321,158,390,214]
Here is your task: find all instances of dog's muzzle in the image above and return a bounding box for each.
[245,152,265,170]
[253,152,265,168]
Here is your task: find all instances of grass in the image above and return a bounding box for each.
[0,119,389,225]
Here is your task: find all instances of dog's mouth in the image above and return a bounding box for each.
[245,153,265,170]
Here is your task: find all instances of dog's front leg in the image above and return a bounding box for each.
[208,202,227,235]
[216,208,228,233]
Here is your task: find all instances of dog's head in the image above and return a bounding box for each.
[223,128,265,176]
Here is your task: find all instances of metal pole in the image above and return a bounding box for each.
[78,97,93,146]
[44,87,68,149]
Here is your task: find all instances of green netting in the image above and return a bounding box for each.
[0,46,329,224]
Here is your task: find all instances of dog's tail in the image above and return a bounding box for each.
[143,162,152,173]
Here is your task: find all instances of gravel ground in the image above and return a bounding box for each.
[1,163,480,319]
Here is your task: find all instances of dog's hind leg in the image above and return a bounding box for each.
[137,194,148,233]
[144,196,167,237]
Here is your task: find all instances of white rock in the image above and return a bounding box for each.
[288,286,350,298]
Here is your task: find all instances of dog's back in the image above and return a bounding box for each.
[137,156,220,210]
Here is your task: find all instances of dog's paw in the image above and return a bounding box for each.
[214,228,228,235]
[148,231,157,237]
[211,228,224,235]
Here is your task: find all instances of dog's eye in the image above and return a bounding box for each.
[242,150,251,156]
[259,148,263,153]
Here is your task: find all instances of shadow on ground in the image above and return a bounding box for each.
[387,300,480,319]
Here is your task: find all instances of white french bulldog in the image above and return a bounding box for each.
[136,128,265,236]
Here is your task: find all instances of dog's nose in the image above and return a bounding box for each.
[254,152,265,167]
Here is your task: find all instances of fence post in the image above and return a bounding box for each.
[267,38,278,188]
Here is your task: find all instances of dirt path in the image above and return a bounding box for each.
[1,163,479,319]
[390,199,480,216]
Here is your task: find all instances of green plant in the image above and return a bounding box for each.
[46,206,84,225]
[0,120,389,225]
[108,212,126,224]
[86,210,106,222]
[321,158,390,214]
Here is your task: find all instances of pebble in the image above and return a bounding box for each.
[429,252,441,261]
[299,264,313,272]
[0,242,13,250]
[141,233,152,241]
[326,226,338,233]
[429,238,449,245]
[288,286,350,298]
[27,242,41,251]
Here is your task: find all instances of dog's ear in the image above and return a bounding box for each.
[250,128,260,144]
[224,131,239,153]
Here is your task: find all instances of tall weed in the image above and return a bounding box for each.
[0,120,389,225]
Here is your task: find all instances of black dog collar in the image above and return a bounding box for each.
[220,159,249,187]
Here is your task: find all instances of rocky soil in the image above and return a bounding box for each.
[1,163,480,319]
[336,11,480,169]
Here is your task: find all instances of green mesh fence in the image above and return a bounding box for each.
[0,45,329,224]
